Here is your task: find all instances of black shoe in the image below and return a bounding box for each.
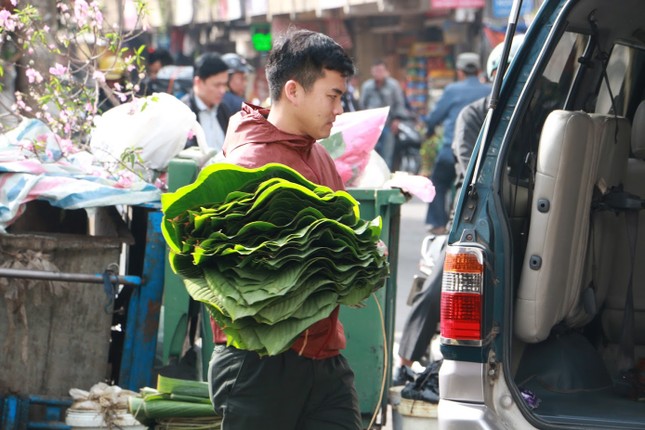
[392,365,416,386]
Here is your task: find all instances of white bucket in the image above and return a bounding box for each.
[65,409,147,430]
[389,386,438,430]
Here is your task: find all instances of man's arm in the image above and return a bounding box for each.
[424,86,454,136]
[390,79,408,119]
[452,96,488,176]
[359,81,371,110]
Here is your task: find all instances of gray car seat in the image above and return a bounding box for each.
[515,110,630,343]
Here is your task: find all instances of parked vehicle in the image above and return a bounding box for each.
[439,0,645,428]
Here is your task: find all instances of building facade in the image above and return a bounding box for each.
[143,0,538,113]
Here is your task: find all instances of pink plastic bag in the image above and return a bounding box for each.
[318,107,389,186]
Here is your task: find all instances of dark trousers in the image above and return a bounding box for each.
[209,346,362,430]
[374,125,395,170]
[425,157,456,227]
[398,249,445,362]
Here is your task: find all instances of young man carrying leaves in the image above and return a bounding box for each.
[210,29,363,430]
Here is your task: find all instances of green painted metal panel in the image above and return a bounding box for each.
[162,159,199,365]
[341,188,405,426]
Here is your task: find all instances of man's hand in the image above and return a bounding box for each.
[377,239,389,257]
[391,118,400,134]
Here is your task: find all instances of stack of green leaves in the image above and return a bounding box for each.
[161,163,389,356]
[128,375,219,426]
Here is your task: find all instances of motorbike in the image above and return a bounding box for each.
[401,229,448,367]
[391,117,423,174]
[407,232,447,306]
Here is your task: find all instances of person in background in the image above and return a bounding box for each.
[341,75,359,112]
[359,59,407,170]
[181,52,232,152]
[453,35,525,182]
[221,52,255,115]
[138,47,174,96]
[97,53,128,113]
[210,28,362,430]
[146,48,174,80]
[423,52,491,235]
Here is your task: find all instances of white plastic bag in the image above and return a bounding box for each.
[90,92,207,171]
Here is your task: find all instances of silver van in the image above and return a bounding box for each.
[440,0,645,428]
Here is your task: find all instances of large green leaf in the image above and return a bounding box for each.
[161,163,389,355]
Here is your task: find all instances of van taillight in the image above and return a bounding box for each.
[440,245,484,345]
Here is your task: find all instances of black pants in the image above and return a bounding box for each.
[398,249,445,362]
[209,346,362,430]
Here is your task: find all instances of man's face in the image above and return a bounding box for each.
[371,64,388,83]
[194,71,229,108]
[293,69,346,140]
[148,60,162,79]
[228,72,247,98]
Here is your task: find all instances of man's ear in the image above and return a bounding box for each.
[284,80,299,104]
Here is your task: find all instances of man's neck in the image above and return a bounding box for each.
[195,93,216,110]
[267,104,302,136]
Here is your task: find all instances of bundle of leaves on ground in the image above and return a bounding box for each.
[161,163,389,355]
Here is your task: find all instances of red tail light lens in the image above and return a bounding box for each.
[440,245,484,345]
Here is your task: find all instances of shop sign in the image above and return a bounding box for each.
[251,23,272,52]
[431,0,485,9]
[492,0,535,17]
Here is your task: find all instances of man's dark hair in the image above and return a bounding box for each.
[148,48,174,67]
[193,52,230,80]
[265,28,355,102]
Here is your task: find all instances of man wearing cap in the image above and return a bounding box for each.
[181,52,233,152]
[423,52,491,235]
[221,53,254,116]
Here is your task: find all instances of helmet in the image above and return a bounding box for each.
[221,53,254,74]
[486,34,525,80]
[98,53,126,80]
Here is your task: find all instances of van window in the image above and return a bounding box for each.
[507,31,588,180]
[541,31,587,92]
[595,43,645,116]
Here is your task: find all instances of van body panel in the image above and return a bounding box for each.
[438,400,509,430]
[439,359,486,402]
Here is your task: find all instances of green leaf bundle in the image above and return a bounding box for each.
[161,163,389,356]
[129,375,216,423]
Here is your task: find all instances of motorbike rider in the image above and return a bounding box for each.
[453,34,525,184]
[221,52,255,115]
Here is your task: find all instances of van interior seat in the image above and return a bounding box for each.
[602,100,645,369]
[565,113,631,327]
[515,110,631,343]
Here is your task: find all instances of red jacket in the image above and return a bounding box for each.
[210,103,346,359]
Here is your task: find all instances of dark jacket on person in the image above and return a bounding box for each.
[452,95,489,179]
[221,91,245,116]
[215,102,346,360]
[180,91,231,149]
